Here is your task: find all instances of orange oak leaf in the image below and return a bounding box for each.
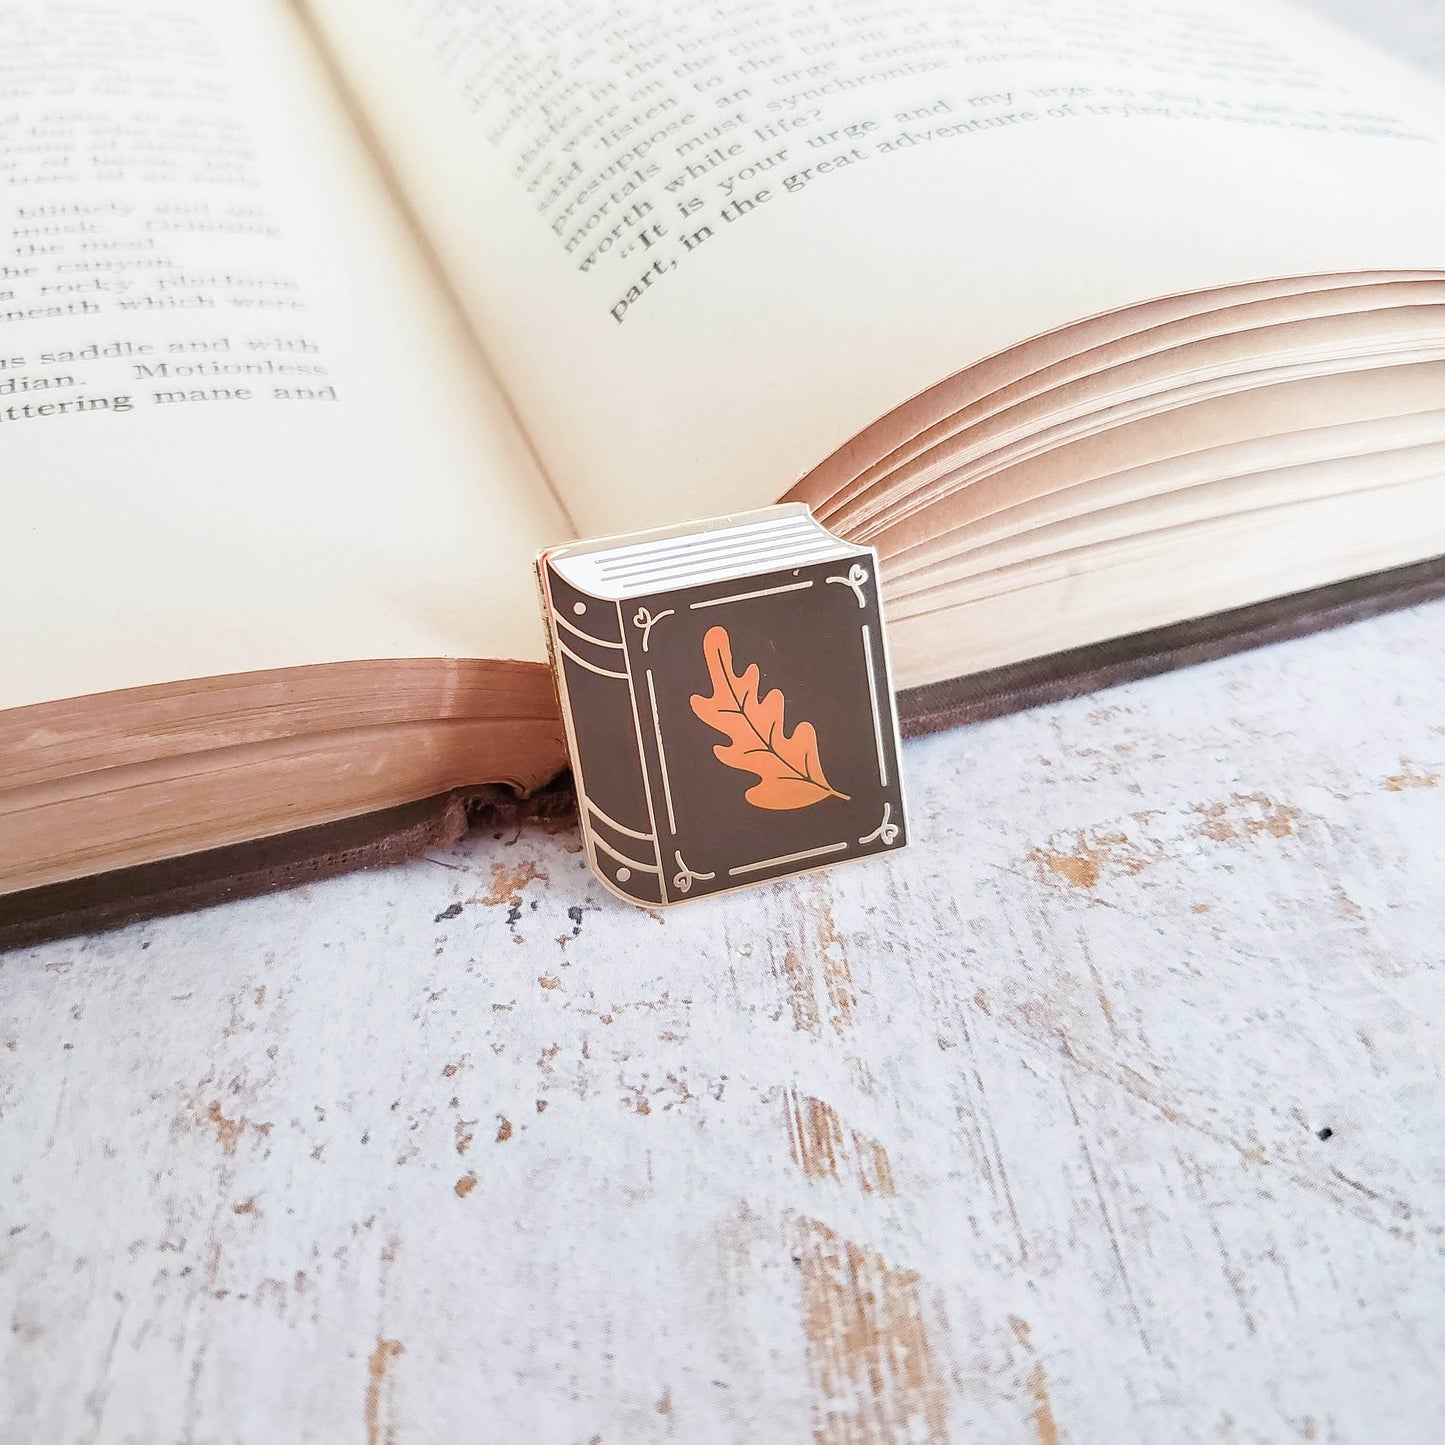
[689,625,849,810]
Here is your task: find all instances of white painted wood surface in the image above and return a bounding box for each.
[5,599,1442,1445]
[4,6,1445,1440]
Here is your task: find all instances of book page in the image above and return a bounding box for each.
[303,0,1445,535]
[0,0,568,714]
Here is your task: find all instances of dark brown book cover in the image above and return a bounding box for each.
[4,555,1443,950]
[538,517,909,905]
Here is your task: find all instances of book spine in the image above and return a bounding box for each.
[540,561,667,905]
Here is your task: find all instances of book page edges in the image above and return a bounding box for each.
[0,656,566,896]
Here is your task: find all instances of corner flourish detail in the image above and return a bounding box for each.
[858,802,900,847]
[633,606,674,651]
[826,563,870,608]
[672,851,716,894]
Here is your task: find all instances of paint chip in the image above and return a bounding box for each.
[784,1090,896,1196]
[1028,1362,1061,1445]
[794,1216,948,1444]
[1192,794,1300,844]
[365,1337,404,1445]
[1027,829,1157,889]
[481,860,546,907]
[1384,760,1439,792]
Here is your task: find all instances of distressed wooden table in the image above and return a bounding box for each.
[4,6,1444,1442]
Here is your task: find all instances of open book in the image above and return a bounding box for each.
[5,0,1445,934]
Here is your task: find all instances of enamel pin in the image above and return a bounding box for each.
[537,503,908,906]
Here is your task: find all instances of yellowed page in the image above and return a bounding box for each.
[304,0,1445,535]
[0,0,567,714]
[887,471,1445,683]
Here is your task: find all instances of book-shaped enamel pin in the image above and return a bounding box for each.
[537,503,908,906]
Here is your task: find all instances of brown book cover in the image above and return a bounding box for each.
[538,512,909,905]
[3,555,1443,951]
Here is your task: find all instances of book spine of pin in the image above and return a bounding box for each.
[540,562,667,905]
